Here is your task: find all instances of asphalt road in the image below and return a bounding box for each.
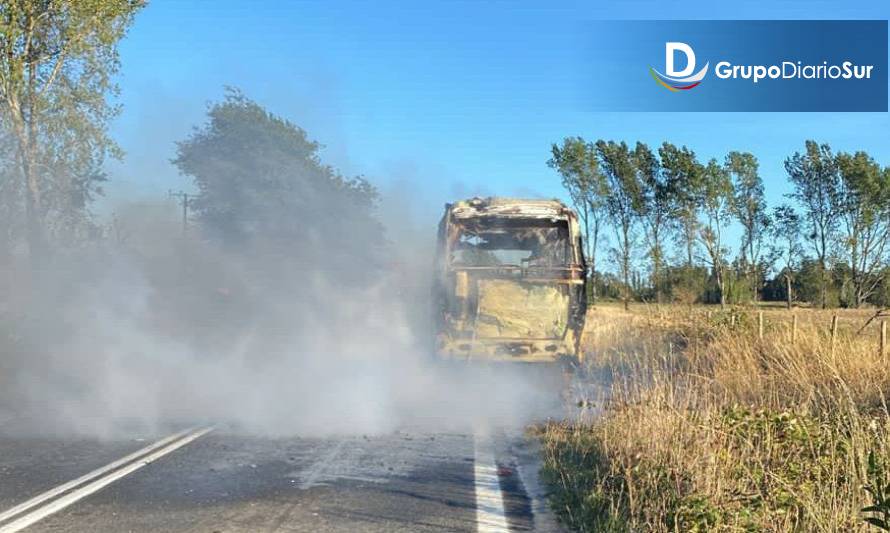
[0,423,563,532]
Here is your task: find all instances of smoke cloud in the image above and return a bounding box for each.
[0,197,566,439]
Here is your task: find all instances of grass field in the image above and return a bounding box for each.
[540,303,890,532]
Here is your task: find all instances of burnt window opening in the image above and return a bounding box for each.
[450,219,571,268]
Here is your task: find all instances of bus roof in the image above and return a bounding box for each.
[447,197,573,221]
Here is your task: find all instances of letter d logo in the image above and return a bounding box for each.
[650,42,709,92]
[665,42,695,77]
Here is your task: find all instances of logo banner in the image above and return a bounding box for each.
[588,20,888,112]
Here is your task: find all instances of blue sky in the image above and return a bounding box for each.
[103,0,890,257]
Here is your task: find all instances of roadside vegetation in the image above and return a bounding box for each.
[541,304,890,532]
[542,134,890,530]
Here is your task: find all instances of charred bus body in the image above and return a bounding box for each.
[433,197,587,363]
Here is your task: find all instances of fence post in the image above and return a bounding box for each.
[830,315,839,357]
[792,314,798,344]
[758,311,764,340]
[881,320,887,360]
[730,314,736,327]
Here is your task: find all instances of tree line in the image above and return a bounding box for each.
[548,138,890,310]
[0,2,385,284]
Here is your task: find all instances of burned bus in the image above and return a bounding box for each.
[433,197,587,363]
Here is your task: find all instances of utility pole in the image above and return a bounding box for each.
[168,190,193,235]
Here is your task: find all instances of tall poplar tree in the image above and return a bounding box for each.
[0,0,143,262]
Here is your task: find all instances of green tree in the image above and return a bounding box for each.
[173,89,385,281]
[548,137,606,304]
[771,204,803,309]
[595,139,642,311]
[726,151,770,302]
[0,0,143,261]
[659,142,704,268]
[785,141,840,309]
[835,151,890,307]
[697,159,733,308]
[795,258,839,307]
[633,141,669,303]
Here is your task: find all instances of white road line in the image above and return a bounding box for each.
[0,428,193,524]
[474,432,510,533]
[0,427,213,533]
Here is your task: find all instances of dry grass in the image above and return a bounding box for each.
[541,305,890,532]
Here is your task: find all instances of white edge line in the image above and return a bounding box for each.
[474,432,510,533]
[0,428,194,524]
[0,427,212,533]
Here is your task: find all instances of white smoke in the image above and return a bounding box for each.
[0,199,566,439]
